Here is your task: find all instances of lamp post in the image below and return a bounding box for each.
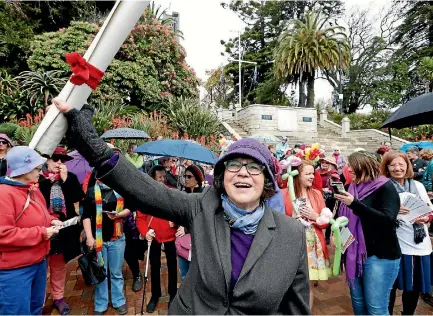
[337,39,343,114]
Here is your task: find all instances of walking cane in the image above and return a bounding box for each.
[140,230,153,315]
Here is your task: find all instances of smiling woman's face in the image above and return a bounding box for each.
[223,157,265,211]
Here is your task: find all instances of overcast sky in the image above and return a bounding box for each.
[154,0,391,103]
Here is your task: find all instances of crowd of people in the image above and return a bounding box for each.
[1,100,433,315]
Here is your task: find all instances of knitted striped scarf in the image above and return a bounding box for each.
[43,172,66,217]
[94,180,124,265]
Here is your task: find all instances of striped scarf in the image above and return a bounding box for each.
[94,181,124,265]
[43,172,66,217]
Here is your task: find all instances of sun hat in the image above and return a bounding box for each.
[0,133,14,147]
[186,165,205,185]
[7,146,47,177]
[214,138,276,187]
[48,146,74,162]
[319,156,338,169]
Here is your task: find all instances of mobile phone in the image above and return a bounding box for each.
[102,211,117,215]
[331,182,345,195]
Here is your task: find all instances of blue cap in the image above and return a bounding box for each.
[6,146,47,177]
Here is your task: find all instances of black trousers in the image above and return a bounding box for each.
[149,240,178,297]
[389,285,420,315]
[124,238,147,278]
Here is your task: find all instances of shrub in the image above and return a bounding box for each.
[166,97,222,138]
[0,122,19,138]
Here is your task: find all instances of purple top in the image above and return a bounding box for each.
[231,229,254,288]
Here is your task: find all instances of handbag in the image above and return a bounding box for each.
[175,233,191,261]
[77,238,106,285]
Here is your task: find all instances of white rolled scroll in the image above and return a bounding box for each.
[29,0,150,155]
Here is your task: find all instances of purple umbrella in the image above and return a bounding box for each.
[65,150,93,184]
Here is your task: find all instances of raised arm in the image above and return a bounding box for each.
[96,154,201,226]
[55,99,201,226]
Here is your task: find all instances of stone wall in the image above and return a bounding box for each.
[236,104,317,138]
[217,108,235,121]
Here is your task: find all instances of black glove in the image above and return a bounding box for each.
[64,104,114,167]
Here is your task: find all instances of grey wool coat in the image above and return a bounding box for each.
[98,156,311,315]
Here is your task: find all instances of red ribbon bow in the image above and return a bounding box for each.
[65,52,104,90]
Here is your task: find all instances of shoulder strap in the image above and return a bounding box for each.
[15,191,31,223]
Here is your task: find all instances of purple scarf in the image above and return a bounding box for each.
[339,176,389,284]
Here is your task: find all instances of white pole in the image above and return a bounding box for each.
[238,31,241,109]
[29,0,150,155]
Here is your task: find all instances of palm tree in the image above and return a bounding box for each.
[274,11,350,107]
[15,70,67,107]
[140,1,184,39]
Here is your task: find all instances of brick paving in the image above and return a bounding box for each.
[43,253,433,315]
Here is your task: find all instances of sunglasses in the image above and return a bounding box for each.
[184,174,194,179]
[34,167,43,172]
[224,160,265,176]
[51,157,67,163]
[0,141,8,145]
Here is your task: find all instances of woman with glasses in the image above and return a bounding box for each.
[176,165,205,280]
[334,151,401,315]
[53,96,310,315]
[0,133,13,177]
[39,147,84,315]
[380,152,433,315]
[0,146,61,315]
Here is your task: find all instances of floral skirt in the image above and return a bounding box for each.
[306,226,331,281]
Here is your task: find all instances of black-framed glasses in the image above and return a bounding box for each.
[224,160,265,175]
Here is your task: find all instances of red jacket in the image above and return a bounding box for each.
[0,179,55,270]
[136,212,177,243]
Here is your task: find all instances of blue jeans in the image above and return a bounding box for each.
[178,256,190,280]
[0,258,47,315]
[349,255,400,315]
[95,235,126,312]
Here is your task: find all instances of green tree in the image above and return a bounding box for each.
[274,11,350,108]
[27,20,199,110]
[0,1,114,75]
[322,6,408,113]
[0,2,34,74]
[220,0,343,106]
[394,1,433,98]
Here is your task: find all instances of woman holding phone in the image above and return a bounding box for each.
[334,150,401,315]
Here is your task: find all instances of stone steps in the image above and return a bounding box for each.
[224,120,381,157]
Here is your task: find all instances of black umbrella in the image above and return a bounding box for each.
[381,93,433,129]
[100,128,150,140]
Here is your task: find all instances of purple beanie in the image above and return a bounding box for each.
[214,138,275,188]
